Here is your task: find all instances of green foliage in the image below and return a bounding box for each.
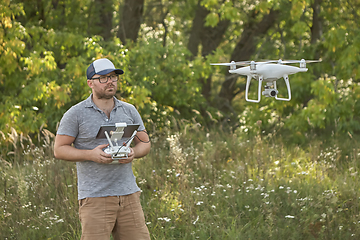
[2,0,360,238]
[281,75,360,136]
[2,127,360,239]
[226,0,360,138]
[127,35,210,129]
[1,0,210,142]
[1,0,360,147]
[236,73,360,141]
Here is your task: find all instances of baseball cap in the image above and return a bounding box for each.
[86,58,124,79]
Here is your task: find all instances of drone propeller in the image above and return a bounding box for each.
[211,61,236,70]
[211,60,269,70]
[210,61,251,66]
[211,59,321,65]
[210,62,236,66]
[264,59,322,64]
[277,59,321,64]
[216,61,273,66]
[211,61,254,70]
[211,59,321,70]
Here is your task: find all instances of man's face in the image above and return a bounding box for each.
[88,71,118,99]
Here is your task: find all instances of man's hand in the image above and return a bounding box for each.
[54,135,115,163]
[116,147,135,164]
[90,144,113,164]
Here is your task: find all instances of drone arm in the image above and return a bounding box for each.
[245,75,262,103]
[275,74,291,101]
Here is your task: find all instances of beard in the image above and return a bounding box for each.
[94,84,116,99]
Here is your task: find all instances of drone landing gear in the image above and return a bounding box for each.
[274,74,291,101]
[245,74,292,102]
[245,75,262,103]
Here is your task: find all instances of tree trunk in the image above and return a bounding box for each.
[311,0,322,58]
[187,1,230,101]
[187,1,206,57]
[118,0,144,45]
[96,0,113,41]
[200,18,230,100]
[218,8,280,111]
[86,0,114,41]
[302,0,322,106]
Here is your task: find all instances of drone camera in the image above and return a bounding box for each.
[262,88,278,97]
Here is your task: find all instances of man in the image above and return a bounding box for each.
[54,58,151,240]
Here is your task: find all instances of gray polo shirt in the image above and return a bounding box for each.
[56,94,145,200]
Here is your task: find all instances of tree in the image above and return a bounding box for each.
[88,0,114,41]
[118,0,145,44]
[1,0,360,143]
[218,7,280,112]
[187,1,230,101]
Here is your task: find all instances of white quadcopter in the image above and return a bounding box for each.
[211,59,321,102]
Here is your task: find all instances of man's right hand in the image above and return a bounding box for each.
[54,135,114,163]
[91,144,113,164]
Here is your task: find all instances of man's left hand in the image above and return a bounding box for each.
[117,148,135,164]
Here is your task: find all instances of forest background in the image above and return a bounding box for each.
[1,0,360,239]
[1,0,360,139]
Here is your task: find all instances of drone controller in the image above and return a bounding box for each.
[101,123,137,164]
[103,144,131,161]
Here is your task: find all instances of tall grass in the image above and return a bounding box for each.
[1,126,360,239]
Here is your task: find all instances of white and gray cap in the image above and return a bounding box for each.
[86,58,124,79]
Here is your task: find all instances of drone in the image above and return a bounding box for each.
[211,59,321,102]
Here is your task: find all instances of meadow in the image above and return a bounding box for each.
[1,125,360,239]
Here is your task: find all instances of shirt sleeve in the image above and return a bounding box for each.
[56,106,79,138]
[128,104,146,131]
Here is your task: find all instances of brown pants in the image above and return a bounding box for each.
[78,191,150,240]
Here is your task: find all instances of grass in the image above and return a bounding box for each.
[1,126,360,239]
